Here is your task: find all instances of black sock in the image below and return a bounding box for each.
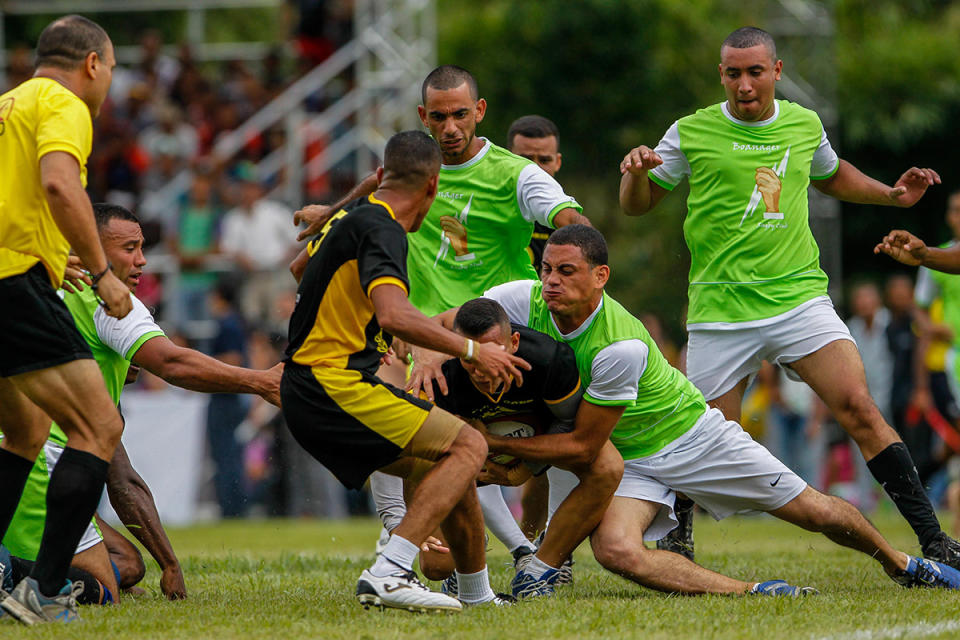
[866,442,941,548]
[0,448,35,540]
[30,448,109,597]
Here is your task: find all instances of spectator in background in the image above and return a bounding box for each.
[846,281,895,511]
[886,274,941,478]
[168,169,224,323]
[206,279,251,518]
[220,162,298,325]
[759,364,822,486]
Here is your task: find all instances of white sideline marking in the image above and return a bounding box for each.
[815,620,960,640]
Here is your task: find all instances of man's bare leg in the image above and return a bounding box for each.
[788,339,951,559]
[71,542,120,603]
[520,474,549,540]
[535,441,622,569]
[769,486,908,577]
[4,360,123,598]
[590,497,755,594]
[96,517,145,591]
[706,377,750,423]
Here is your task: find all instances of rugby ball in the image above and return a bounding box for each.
[485,414,542,465]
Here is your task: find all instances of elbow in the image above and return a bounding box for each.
[376,308,402,336]
[42,175,68,201]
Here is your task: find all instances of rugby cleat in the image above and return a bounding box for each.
[356,569,461,613]
[511,567,559,599]
[922,531,960,571]
[512,545,536,573]
[752,580,819,597]
[555,556,575,586]
[0,577,83,625]
[656,495,695,561]
[440,573,458,598]
[894,556,960,590]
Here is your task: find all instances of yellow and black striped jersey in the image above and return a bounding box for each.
[285,195,409,374]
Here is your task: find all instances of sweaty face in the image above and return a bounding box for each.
[509,134,561,177]
[719,44,782,122]
[418,83,484,164]
[101,218,146,292]
[540,244,604,318]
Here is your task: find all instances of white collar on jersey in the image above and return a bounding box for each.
[551,296,604,341]
[441,137,492,170]
[721,100,780,127]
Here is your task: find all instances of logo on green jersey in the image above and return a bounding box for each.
[434,193,477,266]
[739,146,791,228]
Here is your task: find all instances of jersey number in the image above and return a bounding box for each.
[307,209,350,257]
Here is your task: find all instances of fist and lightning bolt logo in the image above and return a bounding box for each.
[739,146,791,226]
[434,193,476,266]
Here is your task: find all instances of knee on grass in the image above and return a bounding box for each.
[592,537,655,579]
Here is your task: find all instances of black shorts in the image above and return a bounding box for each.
[0,263,92,377]
[281,362,435,490]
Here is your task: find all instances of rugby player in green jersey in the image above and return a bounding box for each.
[482,225,960,596]
[618,25,959,569]
[4,203,283,607]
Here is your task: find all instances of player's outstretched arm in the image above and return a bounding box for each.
[485,401,625,469]
[619,145,669,216]
[132,336,283,405]
[371,284,530,390]
[106,443,186,600]
[294,172,379,241]
[814,160,940,208]
[874,229,960,273]
[40,152,133,318]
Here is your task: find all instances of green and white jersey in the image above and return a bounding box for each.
[46,287,164,444]
[649,100,840,327]
[408,138,581,315]
[484,280,707,459]
[916,241,960,347]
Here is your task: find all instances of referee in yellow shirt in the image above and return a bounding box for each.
[0,15,133,625]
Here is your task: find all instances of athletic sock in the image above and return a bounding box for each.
[370,534,419,577]
[456,566,496,604]
[370,471,407,533]
[524,554,559,580]
[866,442,941,548]
[477,484,530,554]
[0,448,34,541]
[30,447,109,597]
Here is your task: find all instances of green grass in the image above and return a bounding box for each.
[4,510,960,639]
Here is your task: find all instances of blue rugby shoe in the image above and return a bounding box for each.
[511,567,559,599]
[752,579,819,596]
[894,556,960,590]
[0,577,82,625]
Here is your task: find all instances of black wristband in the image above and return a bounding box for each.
[90,262,112,285]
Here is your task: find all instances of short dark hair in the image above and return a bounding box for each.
[36,15,110,71]
[547,224,608,267]
[93,202,140,230]
[506,115,559,150]
[421,65,478,104]
[721,26,776,60]
[382,130,442,189]
[453,298,511,340]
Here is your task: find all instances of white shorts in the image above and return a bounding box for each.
[614,408,807,541]
[686,296,855,401]
[43,442,103,555]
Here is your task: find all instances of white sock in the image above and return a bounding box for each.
[370,534,419,577]
[546,467,580,524]
[370,471,407,533]
[524,554,559,580]
[456,566,496,604]
[477,484,530,553]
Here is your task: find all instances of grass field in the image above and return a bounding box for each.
[4,509,960,639]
